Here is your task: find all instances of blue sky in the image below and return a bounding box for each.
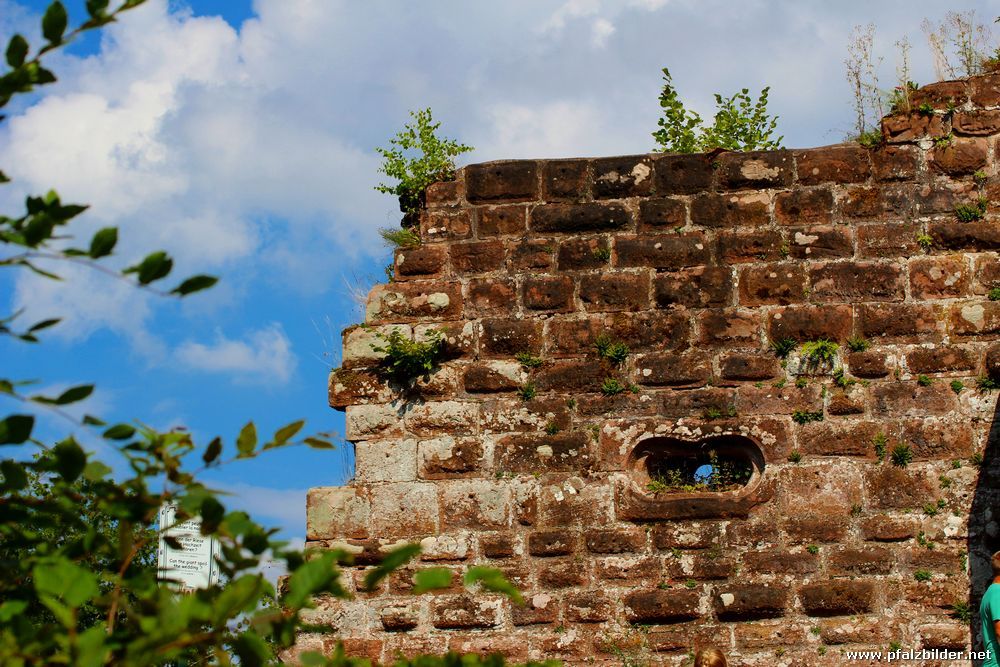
[1,0,996,539]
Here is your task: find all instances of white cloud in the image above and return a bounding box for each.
[591,18,616,48]
[175,324,296,384]
[214,481,309,536]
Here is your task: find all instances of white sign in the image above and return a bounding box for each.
[157,504,219,590]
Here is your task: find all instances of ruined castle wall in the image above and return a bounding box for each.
[299,73,1000,665]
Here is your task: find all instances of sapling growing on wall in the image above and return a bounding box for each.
[376,108,473,220]
[651,68,782,153]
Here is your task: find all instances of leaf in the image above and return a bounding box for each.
[0,600,27,622]
[0,414,34,444]
[34,383,94,405]
[265,420,304,449]
[102,423,135,440]
[85,0,109,19]
[52,437,86,481]
[82,414,105,426]
[88,227,117,258]
[27,317,60,332]
[202,436,222,464]
[463,566,524,605]
[82,460,111,481]
[200,496,225,533]
[34,557,99,607]
[162,535,183,550]
[130,251,173,285]
[6,35,28,67]
[285,553,338,608]
[303,437,335,450]
[170,274,218,296]
[42,2,68,44]
[236,422,257,458]
[0,460,27,490]
[412,567,453,594]
[363,543,420,591]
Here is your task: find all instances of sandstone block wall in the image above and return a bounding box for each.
[301,73,1000,666]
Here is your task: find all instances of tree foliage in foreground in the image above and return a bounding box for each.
[651,67,783,154]
[0,3,536,666]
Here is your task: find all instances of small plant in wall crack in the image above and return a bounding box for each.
[916,233,934,251]
[955,198,987,222]
[891,443,913,468]
[595,335,630,365]
[792,410,823,425]
[370,328,444,384]
[600,377,637,396]
[770,337,797,359]
[515,352,543,369]
[518,382,537,401]
[847,336,870,352]
[378,226,421,249]
[801,339,839,369]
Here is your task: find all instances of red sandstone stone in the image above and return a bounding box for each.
[564,590,614,622]
[465,278,516,318]
[623,589,701,623]
[690,192,769,228]
[579,272,650,312]
[697,310,760,346]
[865,467,937,510]
[542,159,589,201]
[466,161,539,203]
[531,202,631,234]
[480,319,543,357]
[738,263,806,306]
[615,233,710,269]
[882,112,947,143]
[794,145,870,185]
[910,80,969,109]
[929,137,988,176]
[593,156,654,199]
[635,351,712,387]
[653,153,715,194]
[810,260,905,303]
[787,225,853,260]
[495,432,593,473]
[719,353,780,381]
[797,420,881,458]
[847,350,890,378]
[953,109,1000,135]
[716,229,785,263]
[857,303,945,343]
[556,237,609,271]
[856,222,922,258]
[839,183,913,219]
[767,304,853,341]
[905,346,976,374]
[538,558,589,589]
[717,150,793,189]
[972,73,1000,106]
[450,240,505,274]
[585,527,647,554]
[714,583,787,620]
[421,208,473,241]
[799,580,876,616]
[775,187,833,225]
[476,204,527,236]
[395,245,447,278]
[507,238,554,270]
[871,145,919,181]
[522,275,575,313]
[431,594,501,629]
[638,197,687,231]
[654,266,733,308]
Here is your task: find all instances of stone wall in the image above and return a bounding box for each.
[300,72,1000,665]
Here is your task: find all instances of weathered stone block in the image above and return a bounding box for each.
[481,319,543,356]
[871,145,918,181]
[716,229,785,263]
[775,187,833,225]
[593,156,653,199]
[857,303,944,342]
[522,275,575,313]
[654,266,733,308]
[623,590,701,623]
[395,245,447,278]
[355,439,418,482]
[476,205,527,237]
[542,159,589,201]
[465,278,517,318]
[579,272,650,312]
[369,483,438,538]
[531,202,631,234]
[508,238,554,270]
[495,432,592,473]
[697,310,760,346]
[739,263,806,305]
[690,192,769,228]
[635,352,712,387]
[929,137,988,176]
[653,153,714,194]
[799,580,876,616]
[439,480,511,530]
[556,237,609,271]
[418,436,485,479]
[719,353,780,381]
[767,305,853,342]
[564,590,614,622]
[638,197,687,231]
[585,527,647,554]
[787,226,853,260]
[615,233,710,269]
[794,145,870,184]
[809,260,905,303]
[466,161,539,203]
[714,583,786,620]
[367,281,463,323]
[306,487,371,540]
[450,240,505,274]
[717,150,793,189]
[431,595,501,629]
[909,255,971,299]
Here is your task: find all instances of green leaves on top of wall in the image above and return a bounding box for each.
[375,108,472,217]
[652,67,783,154]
